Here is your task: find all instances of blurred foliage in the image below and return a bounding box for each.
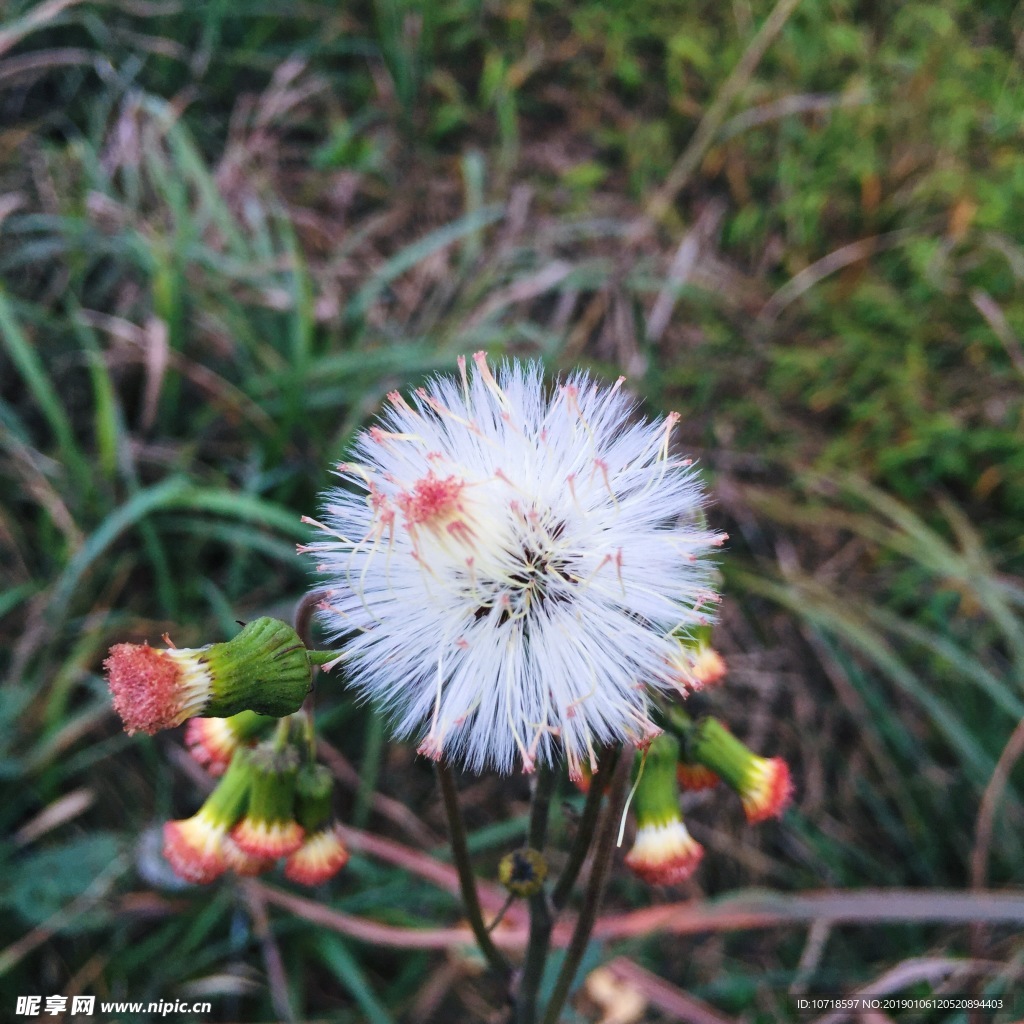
[1,0,1024,1020]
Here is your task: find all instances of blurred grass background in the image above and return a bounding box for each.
[2,0,1024,1020]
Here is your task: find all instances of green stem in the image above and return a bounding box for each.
[662,703,695,738]
[515,763,557,1024]
[551,747,620,911]
[435,760,511,979]
[272,716,292,753]
[540,749,631,1024]
[294,709,316,762]
[306,649,344,666]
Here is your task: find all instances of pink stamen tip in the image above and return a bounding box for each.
[417,739,444,761]
[399,473,466,527]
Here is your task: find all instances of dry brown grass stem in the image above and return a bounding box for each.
[638,0,806,235]
[969,715,1024,965]
[756,229,914,325]
[971,716,1024,891]
[0,0,88,59]
[594,889,1024,939]
[241,880,296,1024]
[253,880,1024,956]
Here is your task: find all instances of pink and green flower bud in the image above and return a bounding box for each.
[185,711,274,776]
[231,744,304,858]
[162,748,254,883]
[624,734,703,885]
[284,764,349,885]
[665,635,727,692]
[689,717,793,823]
[106,617,313,736]
[285,823,349,885]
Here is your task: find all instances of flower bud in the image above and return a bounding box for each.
[666,637,727,691]
[163,749,254,883]
[688,717,792,823]
[185,710,274,776]
[231,743,304,858]
[498,848,548,897]
[624,734,703,885]
[105,617,312,736]
[284,765,349,885]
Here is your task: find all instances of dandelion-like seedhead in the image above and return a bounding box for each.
[305,354,725,775]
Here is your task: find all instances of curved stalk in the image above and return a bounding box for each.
[436,759,512,979]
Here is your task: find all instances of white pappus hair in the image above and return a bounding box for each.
[303,353,725,776]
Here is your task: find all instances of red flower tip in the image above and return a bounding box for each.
[162,815,227,884]
[232,818,305,859]
[284,824,349,885]
[185,718,237,776]
[742,757,793,824]
[106,644,190,735]
[624,820,704,886]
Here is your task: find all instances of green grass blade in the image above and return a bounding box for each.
[0,290,87,483]
[313,934,395,1024]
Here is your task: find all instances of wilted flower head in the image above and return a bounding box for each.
[306,354,725,775]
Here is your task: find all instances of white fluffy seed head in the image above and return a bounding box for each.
[306,354,725,775]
